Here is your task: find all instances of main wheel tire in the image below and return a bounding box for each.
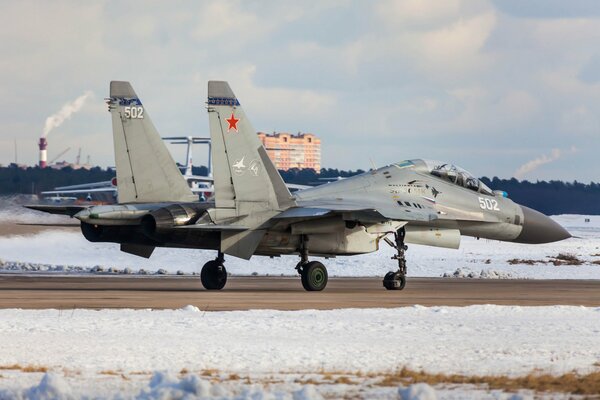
[200,260,227,290]
[383,271,406,291]
[301,261,328,291]
[300,266,309,290]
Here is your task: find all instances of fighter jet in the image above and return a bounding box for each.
[28,81,571,292]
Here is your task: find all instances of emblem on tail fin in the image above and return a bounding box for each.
[249,159,261,176]
[226,112,239,132]
[232,157,246,175]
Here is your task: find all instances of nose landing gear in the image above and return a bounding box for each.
[383,228,407,290]
[201,251,227,290]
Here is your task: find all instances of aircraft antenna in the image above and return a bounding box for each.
[369,157,377,171]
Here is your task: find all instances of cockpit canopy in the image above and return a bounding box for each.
[401,159,494,196]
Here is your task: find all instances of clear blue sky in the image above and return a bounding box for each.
[1,1,599,181]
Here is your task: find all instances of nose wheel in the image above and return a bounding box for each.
[383,228,408,290]
[201,252,227,290]
[383,271,406,290]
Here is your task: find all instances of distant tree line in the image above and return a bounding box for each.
[0,165,598,215]
[0,166,114,194]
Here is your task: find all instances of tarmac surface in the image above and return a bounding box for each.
[0,223,77,237]
[0,275,598,310]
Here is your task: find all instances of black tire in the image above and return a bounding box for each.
[300,266,309,291]
[201,260,227,290]
[301,261,328,291]
[383,271,406,291]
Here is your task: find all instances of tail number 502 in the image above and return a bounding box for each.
[124,106,144,119]
[478,197,499,211]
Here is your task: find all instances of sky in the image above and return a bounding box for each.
[1,0,599,182]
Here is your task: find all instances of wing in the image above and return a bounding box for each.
[24,204,90,217]
[42,187,117,195]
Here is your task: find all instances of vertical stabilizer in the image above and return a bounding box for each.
[108,81,197,204]
[207,81,295,213]
[207,81,295,259]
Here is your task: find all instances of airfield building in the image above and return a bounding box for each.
[257,132,321,172]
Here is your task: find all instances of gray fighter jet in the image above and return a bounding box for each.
[28,81,571,291]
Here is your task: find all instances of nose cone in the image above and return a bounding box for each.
[514,206,571,244]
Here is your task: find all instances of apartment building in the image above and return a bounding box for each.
[257,132,321,171]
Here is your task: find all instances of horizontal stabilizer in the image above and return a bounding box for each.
[24,205,89,217]
[42,187,117,195]
[220,230,266,260]
[17,223,80,227]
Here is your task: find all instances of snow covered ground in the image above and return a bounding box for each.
[0,204,598,279]
[0,305,598,398]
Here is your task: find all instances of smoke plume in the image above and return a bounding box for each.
[42,91,93,138]
[514,146,577,179]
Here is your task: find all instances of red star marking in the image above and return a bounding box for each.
[226,112,239,132]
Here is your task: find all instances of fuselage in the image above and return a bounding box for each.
[75,159,570,259]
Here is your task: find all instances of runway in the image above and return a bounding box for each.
[0,275,598,310]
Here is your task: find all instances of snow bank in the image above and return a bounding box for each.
[0,371,542,400]
[23,374,73,400]
[0,373,73,400]
[0,371,327,400]
[443,268,520,279]
[136,372,322,400]
[399,383,437,400]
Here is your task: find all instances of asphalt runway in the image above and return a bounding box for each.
[0,275,598,310]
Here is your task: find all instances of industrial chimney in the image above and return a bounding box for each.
[38,137,48,168]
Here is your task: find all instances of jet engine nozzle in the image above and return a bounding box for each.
[141,204,205,240]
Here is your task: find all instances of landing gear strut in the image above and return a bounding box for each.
[201,251,227,290]
[383,228,407,290]
[295,235,328,291]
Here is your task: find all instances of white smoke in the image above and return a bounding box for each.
[42,91,93,138]
[514,146,577,179]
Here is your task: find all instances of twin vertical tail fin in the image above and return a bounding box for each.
[108,81,196,204]
[207,81,295,259]
[207,81,295,213]
[107,80,293,259]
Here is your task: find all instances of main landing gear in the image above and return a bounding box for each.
[383,228,407,290]
[295,236,328,291]
[201,251,227,290]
